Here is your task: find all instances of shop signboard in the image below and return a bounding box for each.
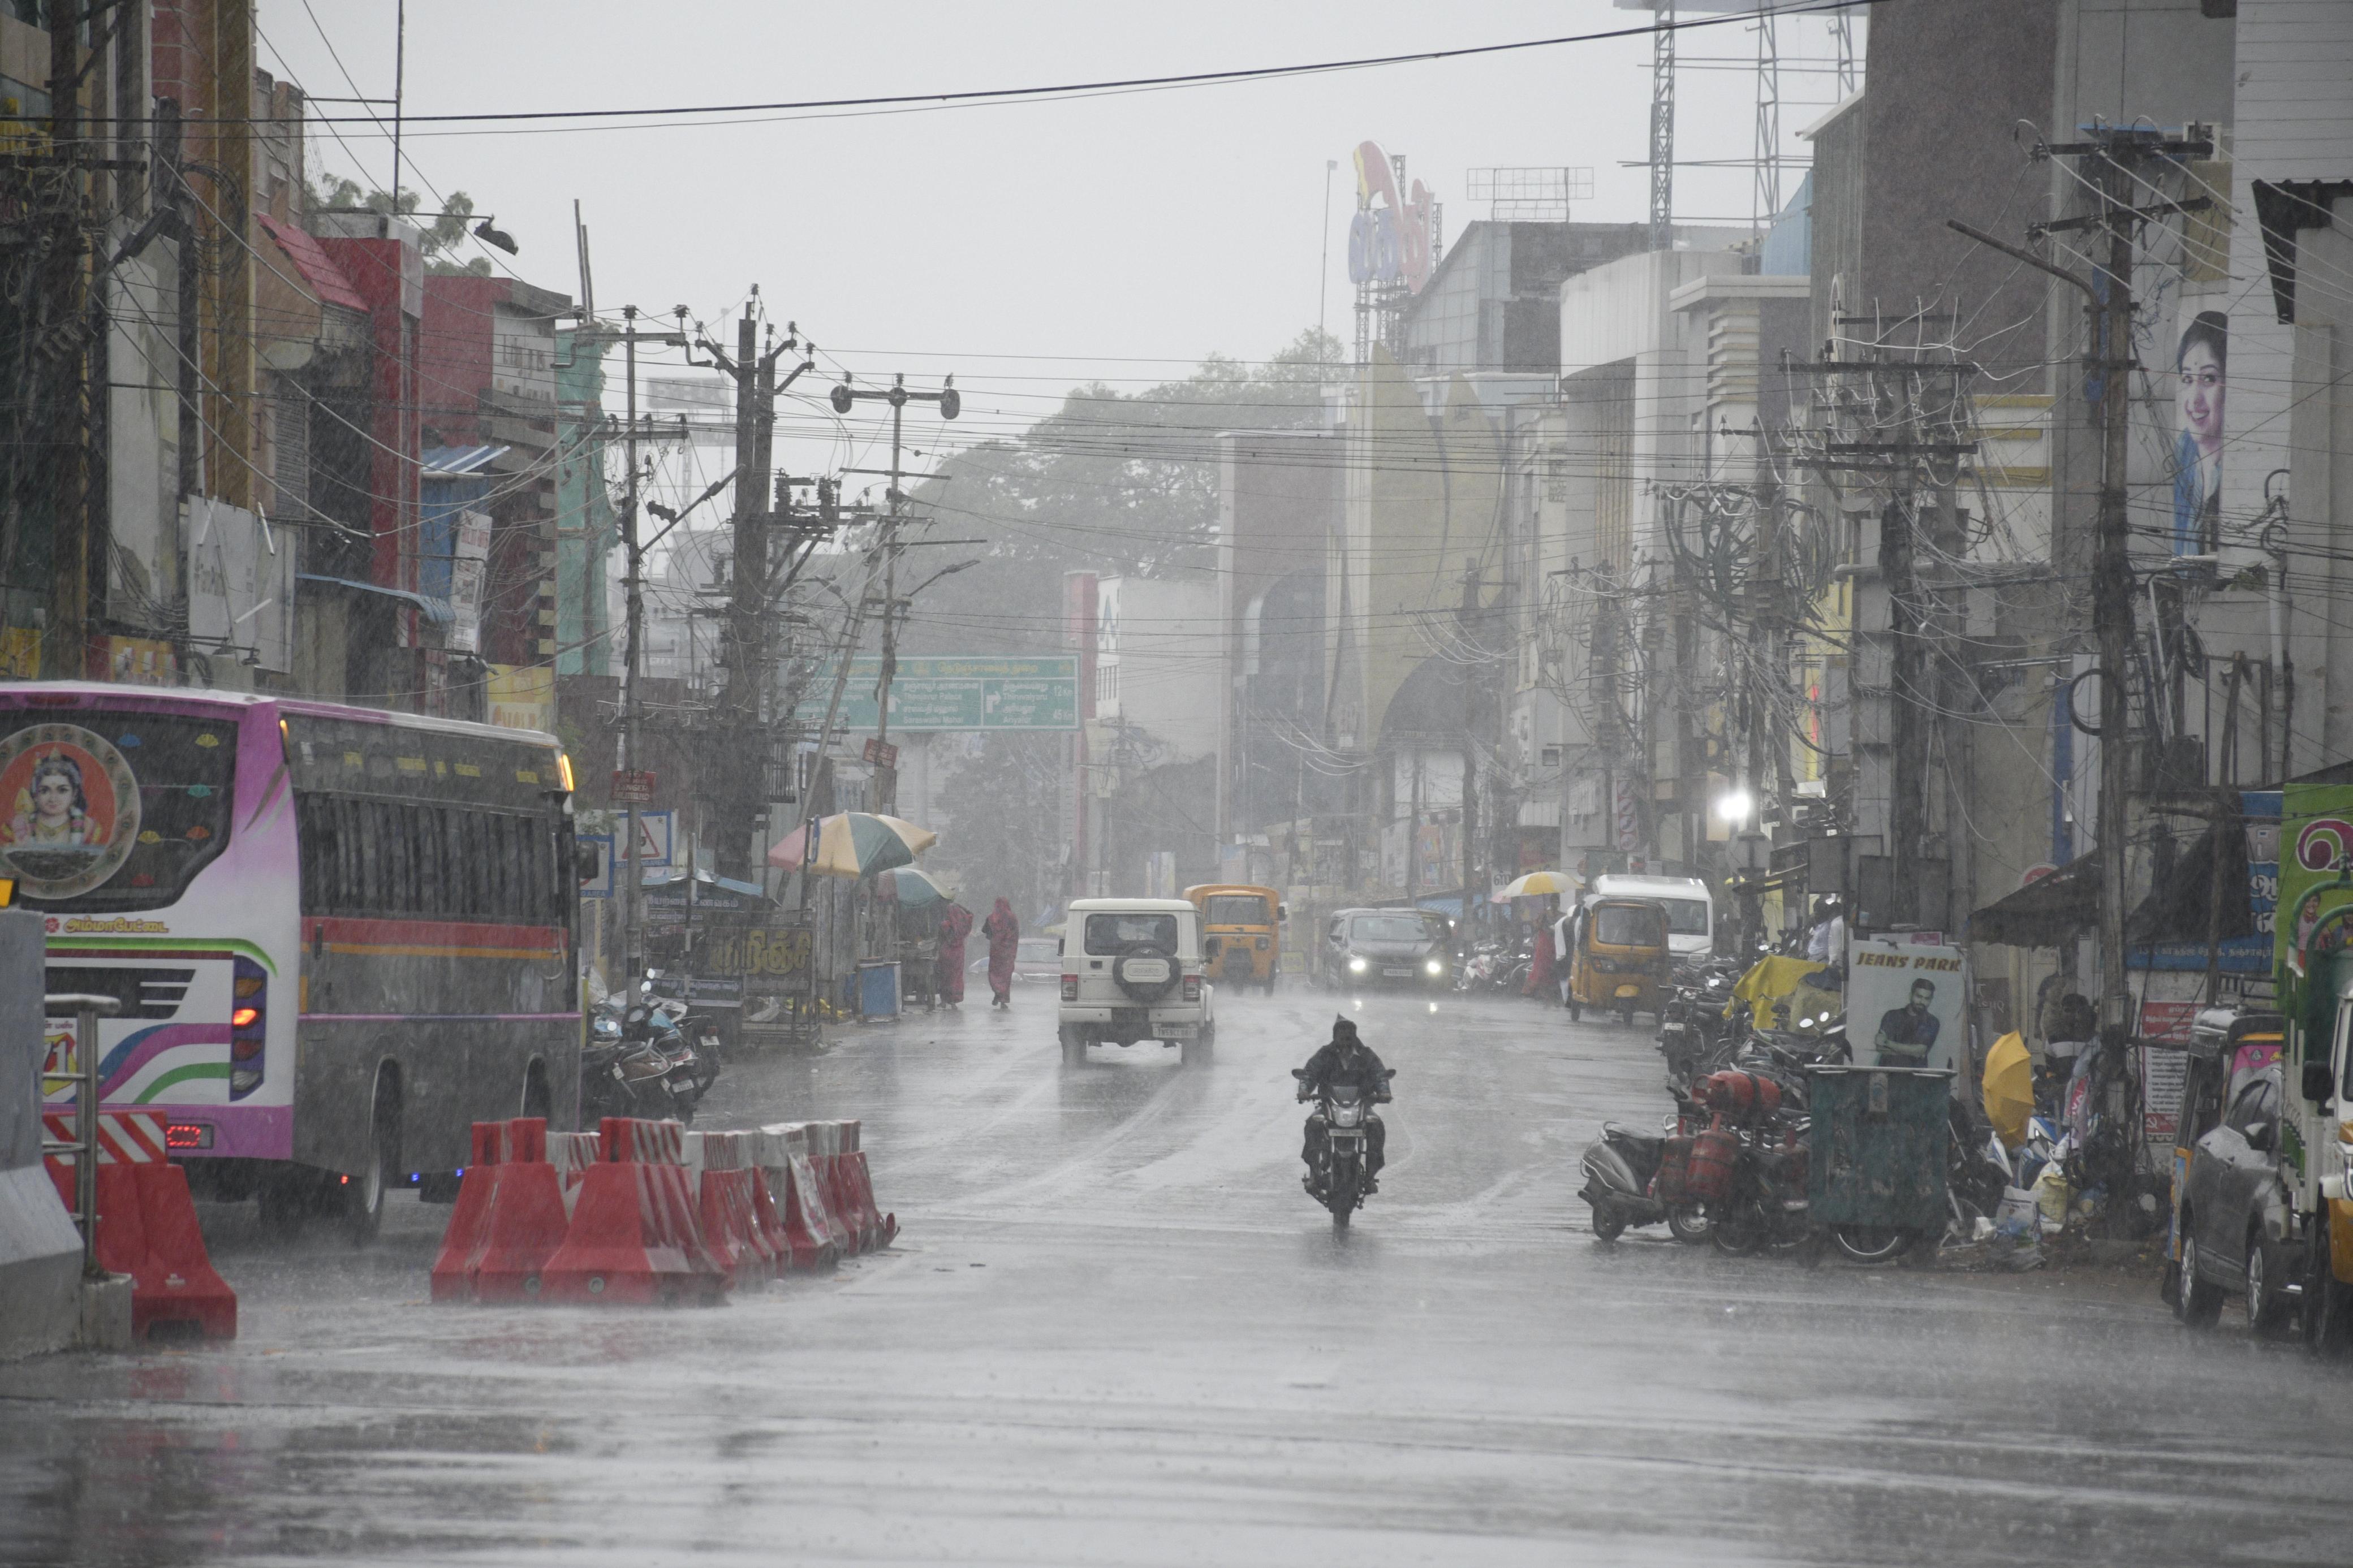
[700,919,814,998]
[2138,1000,2201,1142]
[2274,786,2353,1013]
[1847,934,1967,1073]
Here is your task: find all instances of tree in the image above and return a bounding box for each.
[308,176,492,275]
[894,326,1342,660]
[928,731,1066,922]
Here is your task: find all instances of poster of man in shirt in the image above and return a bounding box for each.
[1848,937,1967,1072]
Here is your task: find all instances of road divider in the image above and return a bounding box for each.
[433,1116,897,1305]
[42,1111,236,1341]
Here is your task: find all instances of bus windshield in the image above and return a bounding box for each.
[0,710,238,911]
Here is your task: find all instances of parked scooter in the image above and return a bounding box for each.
[583,981,720,1124]
[1293,1065,1395,1229]
[1579,1094,1712,1243]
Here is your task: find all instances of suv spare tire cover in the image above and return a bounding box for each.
[1113,945,1179,1003]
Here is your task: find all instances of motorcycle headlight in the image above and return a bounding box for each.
[592,1017,621,1039]
[1348,956,1368,973]
[1425,959,1443,975]
[1332,1100,1366,1128]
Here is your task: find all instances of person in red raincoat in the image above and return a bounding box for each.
[1523,899,1558,999]
[982,897,1021,1008]
[935,901,973,1007]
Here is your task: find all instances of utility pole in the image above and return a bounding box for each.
[1786,345,1977,931]
[611,305,687,979]
[39,6,88,676]
[700,306,809,880]
[826,373,960,816]
[1949,122,2210,1060]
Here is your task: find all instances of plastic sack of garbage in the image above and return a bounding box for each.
[1989,1185,2043,1271]
[2032,1159,2075,1234]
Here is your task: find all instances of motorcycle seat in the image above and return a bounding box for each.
[1602,1122,1665,1159]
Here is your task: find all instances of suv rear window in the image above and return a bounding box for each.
[1085,912,1178,953]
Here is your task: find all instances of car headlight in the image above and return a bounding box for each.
[1347,956,1368,973]
[1425,959,1443,975]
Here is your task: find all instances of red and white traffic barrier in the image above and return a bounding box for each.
[536,1117,727,1304]
[42,1112,236,1340]
[432,1115,897,1305]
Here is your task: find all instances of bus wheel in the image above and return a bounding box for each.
[346,1075,400,1247]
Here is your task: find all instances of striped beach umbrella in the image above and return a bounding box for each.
[875,866,953,906]
[765,813,938,880]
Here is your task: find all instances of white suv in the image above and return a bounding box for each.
[1057,897,1216,1064]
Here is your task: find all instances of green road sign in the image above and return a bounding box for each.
[792,655,1079,732]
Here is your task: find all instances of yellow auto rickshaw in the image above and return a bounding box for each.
[1184,883,1285,994]
[1566,896,1672,1025]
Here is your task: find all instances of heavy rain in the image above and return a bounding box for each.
[7,3,2353,1565]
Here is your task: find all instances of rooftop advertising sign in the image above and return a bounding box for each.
[1348,141,1435,295]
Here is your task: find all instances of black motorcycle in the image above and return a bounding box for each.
[1579,1116,1711,1243]
[1294,1066,1395,1229]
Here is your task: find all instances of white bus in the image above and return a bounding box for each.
[3,684,582,1241]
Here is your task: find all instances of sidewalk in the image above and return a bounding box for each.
[1928,1233,2169,1310]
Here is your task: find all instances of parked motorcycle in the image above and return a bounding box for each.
[1657,958,1741,1083]
[1293,1065,1395,1229]
[1579,1098,1712,1243]
[583,983,720,1124]
[1677,1070,1820,1260]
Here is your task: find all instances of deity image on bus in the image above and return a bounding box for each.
[10,751,106,846]
[0,724,141,897]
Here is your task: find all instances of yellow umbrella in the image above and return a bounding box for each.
[1498,870,1576,899]
[1983,1030,2035,1150]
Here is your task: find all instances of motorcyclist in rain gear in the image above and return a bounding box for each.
[1300,1016,1389,1193]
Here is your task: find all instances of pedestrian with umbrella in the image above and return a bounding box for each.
[982,897,1021,1009]
[936,900,973,1008]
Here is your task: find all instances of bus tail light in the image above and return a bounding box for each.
[166,1122,214,1150]
[229,956,266,1099]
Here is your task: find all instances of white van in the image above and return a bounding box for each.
[1589,874,1714,959]
[1057,897,1215,1064]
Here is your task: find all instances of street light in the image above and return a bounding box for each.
[1713,787,1755,824]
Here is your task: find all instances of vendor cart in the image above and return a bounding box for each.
[1806,1065,1955,1255]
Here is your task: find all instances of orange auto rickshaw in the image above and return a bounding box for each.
[1566,896,1672,1025]
[1184,883,1285,994]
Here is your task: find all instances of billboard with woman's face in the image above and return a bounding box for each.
[2172,310,2227,556]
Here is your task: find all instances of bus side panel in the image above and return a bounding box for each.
[296,920,578,1178]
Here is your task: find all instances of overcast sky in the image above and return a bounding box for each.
[264,1,1859,490]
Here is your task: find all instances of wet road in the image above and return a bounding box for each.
[7,987,2353,1566]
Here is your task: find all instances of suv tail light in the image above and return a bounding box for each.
[1060,974,1078,1001]
[1182,975,1201,1001]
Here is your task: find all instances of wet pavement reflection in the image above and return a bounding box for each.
[7,987,2353,1565]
